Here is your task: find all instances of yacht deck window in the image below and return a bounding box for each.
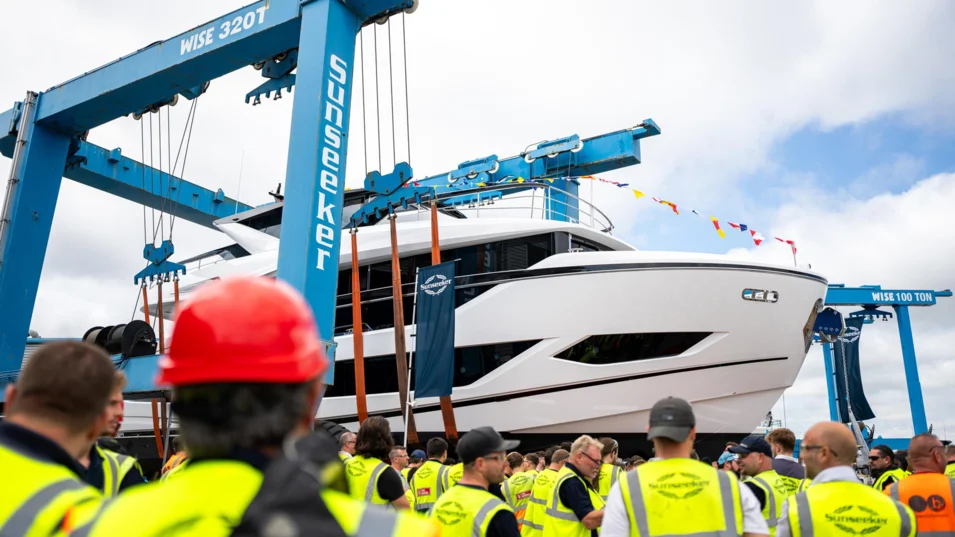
[324,339,540,397]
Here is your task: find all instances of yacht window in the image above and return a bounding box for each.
[324,339,541,398]
[553,333,711,364]
[570,236,613,253]
[334,233,558,332]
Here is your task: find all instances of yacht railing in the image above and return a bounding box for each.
[407,181,615,233]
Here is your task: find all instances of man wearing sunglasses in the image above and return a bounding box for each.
[428,426,521,537]
[775,422,915,537]
[884,433,955,533]
[870,445,910,491]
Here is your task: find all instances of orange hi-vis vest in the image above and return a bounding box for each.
[886,472,955,534]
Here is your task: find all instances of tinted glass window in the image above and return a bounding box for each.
[334,234,556,333]
[554,333,711,365]
[325,339,540,398]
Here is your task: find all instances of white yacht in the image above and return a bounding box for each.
[130,183,827,453]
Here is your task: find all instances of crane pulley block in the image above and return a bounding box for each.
[134,240,186,285]
[522,134,583,163]
[350,163,430,226]
[247,50,298,105]
[448,155,500,186]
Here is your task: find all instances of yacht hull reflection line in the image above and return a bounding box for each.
[133,210,826,444]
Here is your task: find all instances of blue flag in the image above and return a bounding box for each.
[414,261,456,398]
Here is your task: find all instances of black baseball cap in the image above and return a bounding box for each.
[457,427,520,464]
[729,435,773,457]
[647,397,696,442]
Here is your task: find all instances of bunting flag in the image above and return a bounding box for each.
[632,189,645,200]
[750,230,765,246]
[710,217,725,238]
[776,238,797,255]
[652,197,680,215]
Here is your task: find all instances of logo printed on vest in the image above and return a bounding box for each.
[346,463,367,477]
[517,490,532,500]
[417,487,432,497]
[648,472,710,500]
[537,474,551,486]
[908,494,948,513]
[417,467,433,479]
[512,475,530,486]
[824,505,888,534]
[434,501,467,525]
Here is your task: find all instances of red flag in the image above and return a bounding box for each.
[727,222,742,230]
[710,217,725,238]
[750,230,765,246]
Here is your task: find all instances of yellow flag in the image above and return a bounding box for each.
[710,217,726,238]
[517,177,525,183]
[632,189,645,200]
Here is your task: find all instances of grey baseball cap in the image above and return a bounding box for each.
[647,397,696,442]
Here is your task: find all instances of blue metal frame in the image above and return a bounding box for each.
[0,0,664,399]
[819,284,952,445]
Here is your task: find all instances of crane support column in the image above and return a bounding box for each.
[893,304,928,434]
[821,342,841,422]
[277,0,361,386]
[0,93,72,371]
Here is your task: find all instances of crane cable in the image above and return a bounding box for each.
[134,98,199,461]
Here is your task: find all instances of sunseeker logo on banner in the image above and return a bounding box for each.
[421,274,452,296]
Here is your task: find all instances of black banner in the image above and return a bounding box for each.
[414,262,456,398]
[833,316,876,422]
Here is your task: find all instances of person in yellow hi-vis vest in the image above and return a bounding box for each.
[428,426,521,537]
[602,396,770,537]
[444,460,464,489]
[522,448,569,537]
[869,444,910,491]
[596,437,622,502]
[344,416,411,509]
[63,276,440,537]
[946,443,955,478]
[390,446,416,508]
[765,428,811,497]
[339,431,357,461]
[0,341,113,537]
[775,421,915,537]
[503,453,540,531]
[542,435,606,537]
[731,435,789,536]
[78,371,146,497]
[410,437,451,514]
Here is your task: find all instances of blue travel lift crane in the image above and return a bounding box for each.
[0,0,662,401]
[795,285,952,460]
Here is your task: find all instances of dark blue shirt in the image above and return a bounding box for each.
[557,463,598,537]
[456,483,520,537]
[0,421,86,477]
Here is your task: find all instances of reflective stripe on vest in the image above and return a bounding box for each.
[0,478,91,536]
[875,468,910,490]
[411,461,449,513]
[598,463,622,501]
[428,485,511,537]
[748,471,787,535]
[542,466,605,537]
[355,504,399,537]
[790,483,914,537]
[363,462,389,502]
[888,474,955,535]
[522,468,557,537]
[624,468,740,537]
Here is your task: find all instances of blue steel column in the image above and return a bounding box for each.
[821,342,840,422]
[893,305,928,434]
[277,0,360,386]
[547,180,580,222]
[0,94,73,372]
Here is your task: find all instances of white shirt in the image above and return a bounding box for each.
[775,466,861,537]
[601,465,770,537]
[339,451,352,459]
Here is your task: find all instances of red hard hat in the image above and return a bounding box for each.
[157,276,327,386]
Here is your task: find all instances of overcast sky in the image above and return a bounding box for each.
[1,0,953,441]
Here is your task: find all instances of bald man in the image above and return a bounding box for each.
[947,443,955,478]
[776,422,915,537]
[884,434,955,533]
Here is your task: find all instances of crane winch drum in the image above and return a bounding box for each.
[82,320,157,358]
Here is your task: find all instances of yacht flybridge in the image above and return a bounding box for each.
[133,181,827,452]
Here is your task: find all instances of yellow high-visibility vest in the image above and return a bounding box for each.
[786,480,915,537]
[542,465,605,537]
[429,483,514,537]
[618,457,744,536]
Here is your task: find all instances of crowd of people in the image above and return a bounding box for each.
[2,275,954,537]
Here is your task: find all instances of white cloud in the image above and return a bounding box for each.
[725,173,955,440]
[0,1,952,441]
